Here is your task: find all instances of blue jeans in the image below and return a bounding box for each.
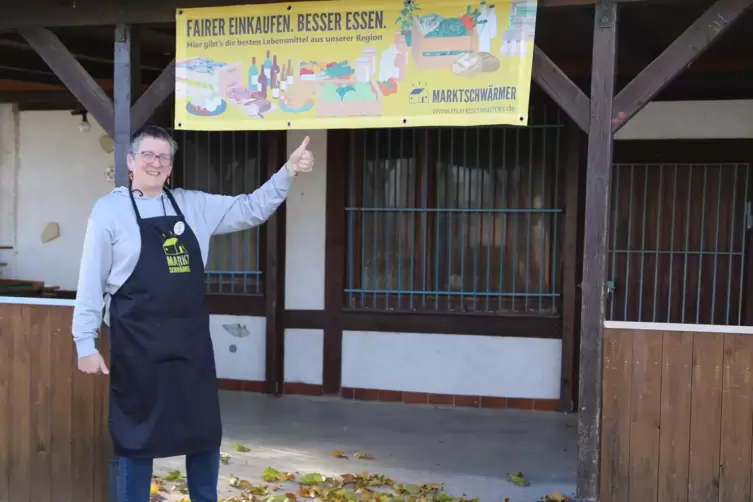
[118,448,220,502]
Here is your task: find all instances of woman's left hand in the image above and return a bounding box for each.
[287,136,314,176]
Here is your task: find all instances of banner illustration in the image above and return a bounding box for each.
[175,0,537,130]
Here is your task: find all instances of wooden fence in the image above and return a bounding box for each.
[602,322,753,502]
[0,302,111,502]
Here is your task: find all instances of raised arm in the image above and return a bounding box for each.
[197,136,314,236]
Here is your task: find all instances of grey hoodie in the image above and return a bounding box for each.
[72,164,294,359]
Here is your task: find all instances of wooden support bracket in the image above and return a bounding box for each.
[131,59,175,134]
[19,27,175,151]
[19,28,114,137]
[612,0,753,132]
[532,45,590,132]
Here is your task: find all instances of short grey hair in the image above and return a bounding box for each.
[129,125,179,156]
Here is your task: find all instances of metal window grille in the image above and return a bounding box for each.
[344,109,564,313]
[170,129,264,295]
[608,163,751,325]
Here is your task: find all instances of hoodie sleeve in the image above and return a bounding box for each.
[72,200,113,358]
[191,164,294,236]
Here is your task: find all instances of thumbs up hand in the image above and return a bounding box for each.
[287,136,314,176]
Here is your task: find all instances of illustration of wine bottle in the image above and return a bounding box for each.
[287,58,294,85]
[258,69,268,98]
[271,55,280,99]
[248,56,259,91]
[263,50,272,79]
[280,64,288,92]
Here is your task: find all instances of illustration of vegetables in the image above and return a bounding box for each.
[395,0,420,46]
[460,4,488,30]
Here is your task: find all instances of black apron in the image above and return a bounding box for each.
[108,187,222,459]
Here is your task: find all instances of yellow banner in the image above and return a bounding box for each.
[175,0,537,131]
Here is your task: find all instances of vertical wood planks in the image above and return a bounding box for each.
[30,306,52,502]
[602,327,753,502]
[10,305,32,502]
[50,307,74,502]
[688,332,723,502]
[627,329,662,502]
[719,334,753,502]
[0,303,111,502]
[601,328,632,502]
[657,331,693,502]
[0,302,12,502]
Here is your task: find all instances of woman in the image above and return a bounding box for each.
[72,125,313,501]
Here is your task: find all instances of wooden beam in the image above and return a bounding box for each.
[532,45,590,132]
[18,28,113,137]
[323,130,347,395]
[559,119,582,413]
[130,59,175,133]
[612,0,753,133]
[113,23,131,188]
[0,0,650,29]
[577,1,617,501]
[264,132,287,396]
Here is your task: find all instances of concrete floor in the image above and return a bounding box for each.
[153,391,577,502]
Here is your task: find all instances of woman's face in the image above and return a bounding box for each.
[127,136,174,190]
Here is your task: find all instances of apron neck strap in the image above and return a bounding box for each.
[163,188,185,219]
[128,185,184,221]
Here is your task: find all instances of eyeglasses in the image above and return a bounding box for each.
[138,151,173,166]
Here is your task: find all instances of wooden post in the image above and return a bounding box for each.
[559,119,582,412]
[577,1,617,501]
[113,23,131,188]
[264,132,287,396]
[323,130,347,395]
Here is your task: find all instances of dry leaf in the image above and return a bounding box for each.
[539,492,570,502]
[233,442,251,452]
[353,452,374,460]
[506,472,530,487]
[331,451,348,459]
[300,473,326,486]
[220,452,231,464]
[171,482,189,494]
[164,470,183,482]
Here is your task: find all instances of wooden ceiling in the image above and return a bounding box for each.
[0,0,750,109]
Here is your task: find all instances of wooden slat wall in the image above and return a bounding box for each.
[0,303,111,502]
[602,327,753,502]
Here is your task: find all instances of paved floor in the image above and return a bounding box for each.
[152,391,577,502]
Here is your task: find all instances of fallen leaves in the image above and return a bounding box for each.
[221,452,232,464]
[262,466,296,483]
[539,491,571,502]
[233,442,252,452]
[164,471,184,482]
[194,468,484,502]
[505,472,530,487]
[332,450,375,461]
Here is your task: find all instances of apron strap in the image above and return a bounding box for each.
[163,188,186,219]
[128,183,143,222]
[128,185,183,221]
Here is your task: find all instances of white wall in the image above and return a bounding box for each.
[283,129,327,385]
[12,111,113,289]
[210,314,266,381]
[342,331,562,399]
[615,100,753,140]
[0,105,19,279]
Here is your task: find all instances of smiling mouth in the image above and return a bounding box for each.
[146,171,163,177]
